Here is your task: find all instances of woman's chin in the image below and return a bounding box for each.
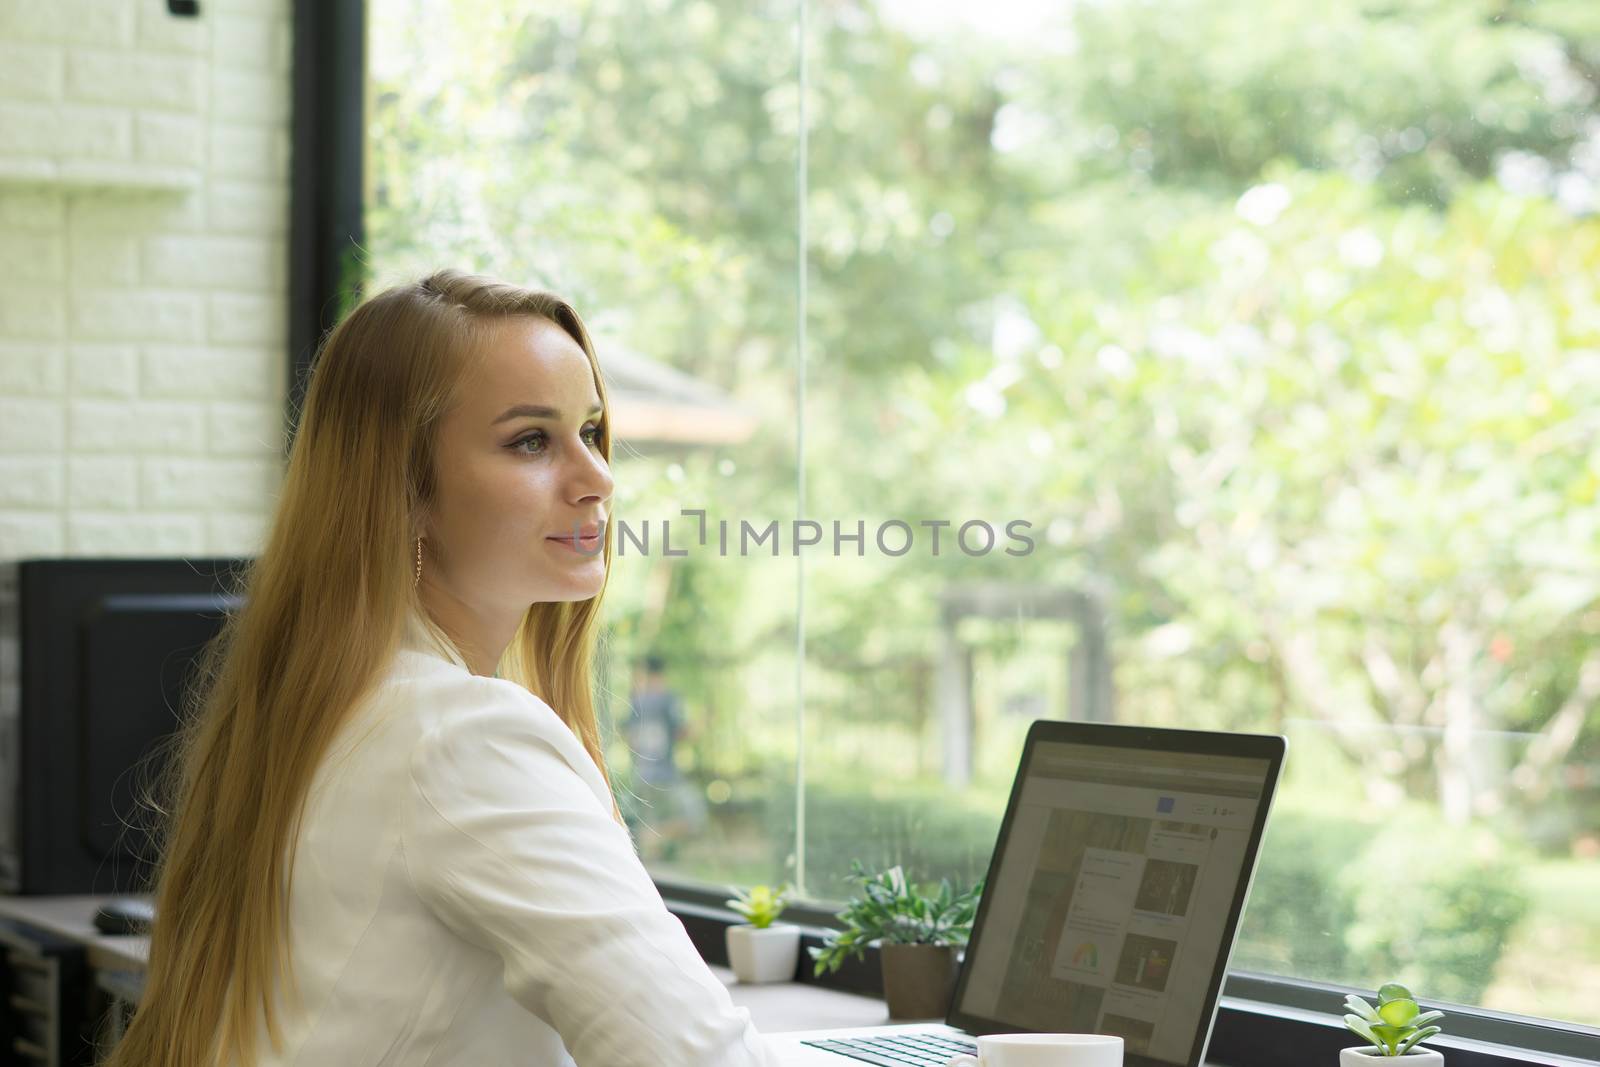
[536,569,607,602]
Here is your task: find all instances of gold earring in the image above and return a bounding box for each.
[413,537,423,587]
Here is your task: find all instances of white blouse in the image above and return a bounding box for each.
[247,610,780,1066]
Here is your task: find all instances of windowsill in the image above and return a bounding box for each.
[661,891,1600,1067]
[1216,996,1600,1067]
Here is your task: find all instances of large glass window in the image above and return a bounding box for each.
[366,0,1600,1027]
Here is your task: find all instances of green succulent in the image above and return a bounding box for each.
[726,883,793,929]
[1343,983,1446,1057]
[808,860,985,977]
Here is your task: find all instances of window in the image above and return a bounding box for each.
[365,0,1600,1030]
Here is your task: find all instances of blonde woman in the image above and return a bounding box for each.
[105,270,779,1066]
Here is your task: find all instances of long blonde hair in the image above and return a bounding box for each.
[103,269,620,1067]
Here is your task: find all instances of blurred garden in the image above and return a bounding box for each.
[366,0,1600,1025]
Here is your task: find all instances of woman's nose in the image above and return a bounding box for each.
[569,442,613,503]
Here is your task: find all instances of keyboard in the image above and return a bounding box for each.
[799,1031,980,1066]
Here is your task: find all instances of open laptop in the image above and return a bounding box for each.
[767,720,1287,1067]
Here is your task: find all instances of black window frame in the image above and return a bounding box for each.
[314,4,1600,1064]
[288,0,366,448]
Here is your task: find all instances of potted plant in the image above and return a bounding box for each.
[724,883,800,984]
[809,860,985,1020]
[1341,983,1447,1066]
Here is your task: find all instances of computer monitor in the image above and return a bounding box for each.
[0,557,245,894]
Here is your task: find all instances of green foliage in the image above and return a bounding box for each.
[808,860,985,977]
[1336,816,1531,1005]
[1230,811,1367,979]
[725,882,792,929]
[1343,982,1446,1057]
[781,779,999,905]
[1054,0,1591,207]
[1235,809,1530,1004]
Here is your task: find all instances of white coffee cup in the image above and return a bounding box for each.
[945,1032,1124,1067]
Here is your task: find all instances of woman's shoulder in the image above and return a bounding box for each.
[385,653,613,811]
[384,650,561,734]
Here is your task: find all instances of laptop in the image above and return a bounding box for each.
[767,720,1287,1067]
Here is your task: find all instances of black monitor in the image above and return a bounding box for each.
[0,557,246,895]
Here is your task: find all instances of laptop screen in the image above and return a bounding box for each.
[950,736,1277,1066]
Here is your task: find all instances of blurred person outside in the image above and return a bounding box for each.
[621,653,708,859]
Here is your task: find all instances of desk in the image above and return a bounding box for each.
[0,894,147,973]
[0,894,890,1035]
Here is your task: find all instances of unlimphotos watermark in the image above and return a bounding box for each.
[557,511,1036,558]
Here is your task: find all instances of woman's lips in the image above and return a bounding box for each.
[547,524,604,553]
[548,534,601,552]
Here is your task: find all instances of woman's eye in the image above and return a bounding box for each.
[511,424,602,454]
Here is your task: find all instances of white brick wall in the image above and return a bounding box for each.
[0,0,292,561]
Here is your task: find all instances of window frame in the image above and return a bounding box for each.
[288,0,366,451]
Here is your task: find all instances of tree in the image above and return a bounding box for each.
[366,0,1600,874]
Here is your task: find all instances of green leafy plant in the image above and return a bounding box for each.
[808,860,985,977]
[1342,983,1446,1056]
[725,883,792,929]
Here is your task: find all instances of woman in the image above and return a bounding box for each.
[105,271,780,1066]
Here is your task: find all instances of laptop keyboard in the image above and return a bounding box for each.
[800,1032,980,1066]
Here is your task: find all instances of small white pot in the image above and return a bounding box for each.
[725,922,801,984]
[1341,1046,1444,1067]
